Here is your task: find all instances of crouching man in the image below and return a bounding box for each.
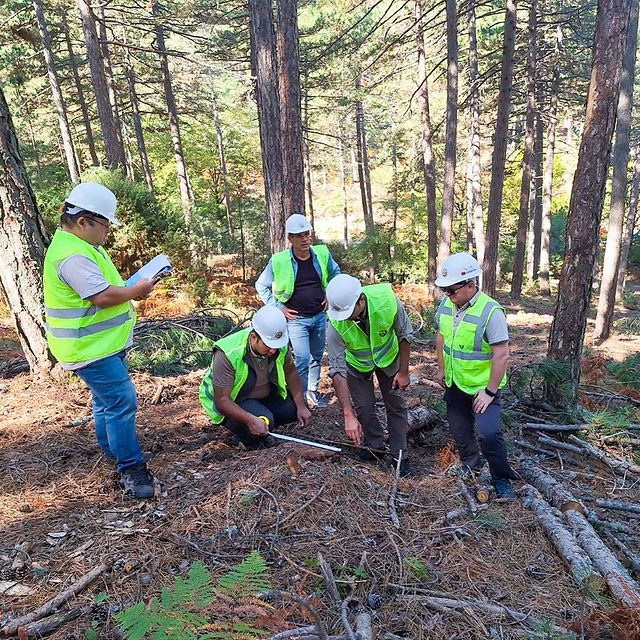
[199,306,312,449]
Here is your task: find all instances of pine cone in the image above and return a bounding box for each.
[367,593,384,610]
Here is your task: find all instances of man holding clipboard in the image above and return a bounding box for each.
[44,183,164,499]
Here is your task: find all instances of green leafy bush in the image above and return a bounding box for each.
[608,352,640,391]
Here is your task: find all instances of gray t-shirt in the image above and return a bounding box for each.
[55,253,133,371]
[450,290,509,344]
[328,295,414,378]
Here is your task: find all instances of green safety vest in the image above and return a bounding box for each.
[43,229,135,364]
[436,292,507,395]
[330,283,399,373]
[199,328,289,424]
[271,245,331,303]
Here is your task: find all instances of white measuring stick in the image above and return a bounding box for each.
[270,432,342,452]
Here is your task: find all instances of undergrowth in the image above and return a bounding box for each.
[608,352,640,391]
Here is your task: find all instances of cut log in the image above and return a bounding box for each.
[567,435,640,476]
[595,498,640,515]
[537,435,585,455]
[564,510,640,607]
[407,407,441,432]
[354,609,373,640]
[521,485,604,591]
[518,459,587,514]
[18,608,84,638]
[522,423,589,432]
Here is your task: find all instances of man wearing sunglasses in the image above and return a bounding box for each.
[434,252,517,501]
[256,214,341,409]
[44,183,158,500]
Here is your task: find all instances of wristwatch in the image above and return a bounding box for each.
[485,387,496,397]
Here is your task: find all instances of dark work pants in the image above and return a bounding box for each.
[223,393,298,447]
[347,368,408,457]
[444,384,516,481]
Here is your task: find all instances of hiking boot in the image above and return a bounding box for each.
[259,435,280,449]
[398,457,412,478]
[305,390,327,408]
[356,447,386,463]
[494,479,516,502]
[120,463,155,499]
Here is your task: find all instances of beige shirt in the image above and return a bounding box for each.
[212,348,295,400]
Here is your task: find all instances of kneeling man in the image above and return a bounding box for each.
[200,306,311,449]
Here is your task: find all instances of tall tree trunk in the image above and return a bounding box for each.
[61,13,99,167]
[531,106,544,278]
[483,0,517,296]
[94,2,129,178]
[303,87,315,234]
[540,25,562,297]
[211,80,232,240]
[594,0,639,341]
[276,0,305,217]
[466,0,484,265]
[616,141,640,299]
[438,0,458,268]
[77,0,123,170]
[355,76,374,234]
[249,0,286,252]
[548,0,632,402]
[0,83,53,375]
[416,0,438,287]
[152,1,193,223]
[32,0,79,183]
[339,135,349,249]
[122,26,153,193]
[511,0,537,299]
[391,138,399,239]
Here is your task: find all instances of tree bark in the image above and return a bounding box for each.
[61,13,99,167]
[121,24,153,193]
[276,0,305,218]
[482,0,517,296]
[616,141,640,299]
[0,83,53,375]
[303,87,315,235]
[594,0,639,341]
[355,76,374,235]
[77,0,124,170]
[438,0,458,269]
[465,0,484,266]
[152,1,193,224]
[339,134,349,249]
[249,0,286,253]
[511,0,537,299]
[548,0,632,402]
[531,110,544,279]
[210,82,232,240]
[540,26,562,297]
[32,0,79,183]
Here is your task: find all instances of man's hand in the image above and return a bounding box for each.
[132,278,156,300]
[246,415,269,436]
[392,371,410,391]
[344,413,363,445]
[321,297,328,311]
[297,404,312,426]
[473,389,494,414]
[282,306,299,320]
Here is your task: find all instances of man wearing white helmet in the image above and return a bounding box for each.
[325,274,414,477]
[199,306,311,449]
[256,214,340,409]
[434,252,517,501]
[43,183,158,499]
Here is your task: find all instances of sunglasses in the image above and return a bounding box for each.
[86,216,111,230]
[441,281,469,295]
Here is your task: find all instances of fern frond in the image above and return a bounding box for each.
[217,550,271,597]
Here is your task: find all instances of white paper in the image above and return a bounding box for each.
[126,254,172,287]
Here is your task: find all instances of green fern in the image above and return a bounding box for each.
[217,550,271,597]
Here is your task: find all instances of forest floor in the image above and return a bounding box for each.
[1,279,640,640]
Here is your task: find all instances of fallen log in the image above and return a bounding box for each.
[537,435,585,456]
[564,510,640,607]
[354,610,373,640]
[514,439,554,457]
[587,511,636,535]
[17,607,84,638]
[604,531,640,576]
[517,459,587,514]
[521,485,604,592]
[523,423,589,432]
[1,563,110,637]
[594,498,640,516]
[567,435,640,476]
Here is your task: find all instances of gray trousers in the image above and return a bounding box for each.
[347,368,408,457]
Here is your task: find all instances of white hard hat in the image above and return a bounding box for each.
[285,214,312,235]
[326,274,363,321]
[65,182,120,225]
[435,252,482,287]
[251,306,289,349]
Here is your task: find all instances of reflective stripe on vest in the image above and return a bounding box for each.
[43,229,134,364]
[199,328,289,424]
[330,283,399,373]
[437,292,507,394]
[271,245,331,303]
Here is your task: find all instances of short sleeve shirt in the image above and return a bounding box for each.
[451,290,509,344]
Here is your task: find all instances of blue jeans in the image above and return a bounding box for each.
[287,312,327,393]
[75,351,143,473]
